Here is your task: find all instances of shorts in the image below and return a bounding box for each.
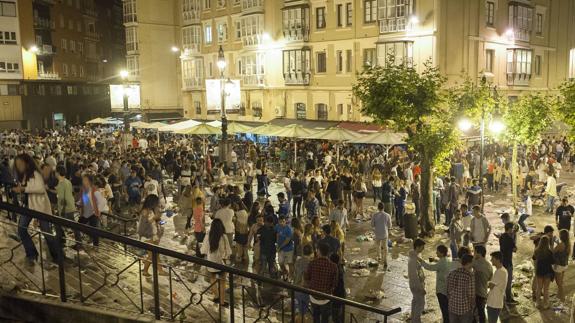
[278,250,294,265]
[554,264,568,273]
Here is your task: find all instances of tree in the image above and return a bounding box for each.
[558,80,575,140]
[353,59,462,235]
[503,93,556,205]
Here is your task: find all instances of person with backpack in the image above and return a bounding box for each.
[139,194,166,276]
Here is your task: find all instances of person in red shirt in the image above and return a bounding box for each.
[412,163,422,178]
[305,242,339,323]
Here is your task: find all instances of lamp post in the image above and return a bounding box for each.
[120,70,130,149]
[217,45,229,165]
[458,76,504,211]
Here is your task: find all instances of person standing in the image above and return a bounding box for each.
[408,239,427,323]
[214,198,235,251]
[447,254,475,322]
[304,242,338,323]
[276,216,295,281]
[382,176,395,217]
[76,174,107,249]
[293,244,313,320]
[329,199,349,232]
[486,252,508,323]
[449,209,464,259]
[545,171,557,213]
[55,165,79,244]
[470,205,491,247]
[447,176,460,226]
[518,190,533,233]
[473,245,493,323]
[371,202,392,267]
[555,197,574,231]
[258,216,277,277]
[291,172,304,218]
[421,245,452,323]
[499,222,517,304]
[534,235,554,309]
[200,218,232,306]
[553,229,570,303]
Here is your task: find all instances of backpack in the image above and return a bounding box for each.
[138,211,154,239]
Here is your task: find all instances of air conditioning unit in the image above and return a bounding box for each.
[275,106,285,118]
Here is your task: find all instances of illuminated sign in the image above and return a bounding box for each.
[206,79,241,112]
[109,84,141,111]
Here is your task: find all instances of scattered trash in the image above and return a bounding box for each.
[352,269,370,277]
[366,289,386,300]
[517,261,534,273]
[349,258,379,269]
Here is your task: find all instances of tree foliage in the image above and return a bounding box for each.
[504,93,556,145]
[557,80,575,140]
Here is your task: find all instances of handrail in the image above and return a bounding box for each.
[0,201,401,318]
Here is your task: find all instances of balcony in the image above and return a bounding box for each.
[241,74,265,86]
[507,73,531,86]
[38,72,60,80]
[182,77,203,90]
[33,17,53,30]
[37,44,55,55]
[284,72,310,85]
[182,10,201,25]
[379,18,407,34]
[85,32,100,41]
[181,45,201,56]
[283,27,309,42]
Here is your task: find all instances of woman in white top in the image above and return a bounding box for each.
[140,194,166,276]
[201,218,231,306]
[13,153,60,264]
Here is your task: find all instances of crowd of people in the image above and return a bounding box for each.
[1,126,574,323]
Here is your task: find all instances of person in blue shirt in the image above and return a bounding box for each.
[125,169,142,206]
[276,216,294,281]
[277,192,290,219]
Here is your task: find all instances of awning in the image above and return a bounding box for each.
[267,118,338,130]
[147,112,183,122]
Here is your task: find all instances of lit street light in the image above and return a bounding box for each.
[171,46,180,53]
[29,45,39,53]
[458,76,504,211]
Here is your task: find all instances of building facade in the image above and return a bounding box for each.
[122,0,575,123]
[0,0,125,130]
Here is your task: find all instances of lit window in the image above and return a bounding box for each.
[379,0,413,33]
[204,24,212,44]
[377,41,413,66]
[506,48,532,85]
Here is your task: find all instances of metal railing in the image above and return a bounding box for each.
[0,202,401,322]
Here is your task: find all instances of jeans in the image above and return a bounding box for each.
[437,293,450,323]
[410,291,425,323]
[395,205,405,227]
[475,296,487,323]
[311,301,331,323]
[546,195,555,213]
[260,253,276,277]
[293,195,303,218]
[504,263,514,301]
[373,186,382,202]
[450,240,459,259]
[294,292,310,315]
[331,302,344,323]
[18,214,60,262]
[450,311,473,323]
[486,306,501,323]
[78,215,100,246]
[518,213,529,232]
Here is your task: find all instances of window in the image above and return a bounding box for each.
[61,38,67,51]
[570,49,575,79]
[485,49,494,73]
[337,4,343,27]
[363,48,377,67]
[235,20,241,38]
[295,103,306,119]
[240,15,264,46]
[62,63,69,76]
[336,50,343,73]
[127,55,139,76]
[70,40,75,53]
[78,42,83,54]
[0,31,17,44]
[536,13,543,36]
[203,0,211,10]
[346,49,352,72]
[337,104,344,115]
[126,27,138,52]
[316,7,326,29]
[377,41,413,66]
[534,55,541,76]
[217,22,227,42]
[346,3,353,26]
[204,24,212,44]
[508,5,533,41]
[79,65,84,77]
[195,101,202,114]
[379,0,412,33]
[182,26,201,51]
[282,7,310,41]
[283,49,311,85]
[67,86,77,95]
[238,53,265,85]
[252,102,262,118]
[0,61,19,73]
[316,51,326,73]
[364,0,377,23]
[71,64,77,77]
[0,1,16,17]
[123,0,137,23]
[486,1,495,27]
[317,103,328,120]
[506,48,532,85]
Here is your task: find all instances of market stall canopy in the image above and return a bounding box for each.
[174,123,222,135]
[269,124,319,138]
[130,121,152,129]
[249,124,285,136]
[348,132,407,145]
[206,120,223,128]
[86,117,108,124]
[302,127,361,142]
[227,122,254,134]
[158,119,201,132]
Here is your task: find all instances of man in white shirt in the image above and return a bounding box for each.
[486,251,508,323]
[214,198,235,249]
[470,205,491,247]
[545,173,557,213]
[230,150,238,173]
[138,137,149,151]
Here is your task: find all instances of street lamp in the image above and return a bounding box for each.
[171,46,180,53]
[120,70,130,147]
[458,76,503,211]
[217,45,229,165]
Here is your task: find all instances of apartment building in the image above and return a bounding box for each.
[122,0,575,123]
[0,0,125,129]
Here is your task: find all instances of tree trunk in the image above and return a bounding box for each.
[511,141,518,208]
[420,155,435,236]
